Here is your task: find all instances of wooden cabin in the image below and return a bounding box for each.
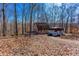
[33,22,50,34]
[34,22,64,36]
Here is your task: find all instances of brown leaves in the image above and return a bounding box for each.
[0,35,79,56]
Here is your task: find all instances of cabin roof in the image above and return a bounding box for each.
[48,27,64,31]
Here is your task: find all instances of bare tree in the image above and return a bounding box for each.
[0,4,2,36]
[52,4,55,27]
[22,4,25,35]
[77,14,79,33]
[42,4,48,23]
[29,3,36,36]
[25,14,27,34]
[60,3,65,29]
[23,4,27,35]
[2,3,6,36]
[14,3,18,36]
[65,5,70,33]
[69,4,76,33]
[65,16,69,33]
[44,12,48,23]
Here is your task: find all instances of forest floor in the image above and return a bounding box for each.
[0,34,79,56]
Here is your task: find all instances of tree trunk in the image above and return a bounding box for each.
[65,17,69,33]
[29,4,36,36]
[70,12,73,33]
[22,4,25,35]
[25,15,27,34]
[2,3,6,36]
[44,12,48,23]
[14,3,18,36]
[29,8,32,36]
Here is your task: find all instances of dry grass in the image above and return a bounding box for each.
[61,34,79,40]
[0,35,79,56]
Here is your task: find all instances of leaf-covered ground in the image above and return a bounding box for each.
[0,35,79,56]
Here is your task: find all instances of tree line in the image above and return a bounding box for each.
[0,3,79,36]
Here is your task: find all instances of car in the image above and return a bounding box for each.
[48,27,64,37]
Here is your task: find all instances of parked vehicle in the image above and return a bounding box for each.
[48,27,64,37]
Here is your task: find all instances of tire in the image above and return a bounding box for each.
[48,33,52,36]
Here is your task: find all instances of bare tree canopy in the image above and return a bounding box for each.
[0,3,79,36]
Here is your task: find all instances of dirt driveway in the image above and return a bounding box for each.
[0,35,79,56]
